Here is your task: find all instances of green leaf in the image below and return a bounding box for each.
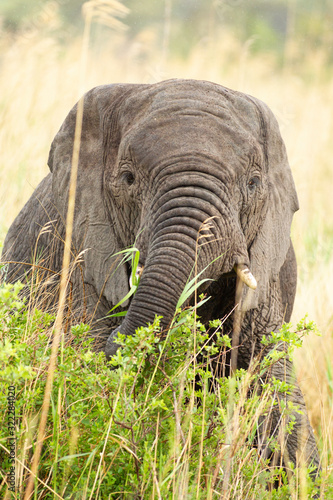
[131,248,141,286]
[176,278,212,309]
[108,311,128,318]
[107,285,138,317]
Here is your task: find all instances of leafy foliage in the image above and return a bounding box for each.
[0,282,328,498]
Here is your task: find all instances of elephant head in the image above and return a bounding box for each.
[47,79,299,355]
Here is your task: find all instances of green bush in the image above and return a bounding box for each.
[0,281,326,498]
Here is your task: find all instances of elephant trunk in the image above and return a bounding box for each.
[125,213,216,328]
[104,243,197,358]
[104,208,251,358]
[104,172,255,357]
[121,249,193,334]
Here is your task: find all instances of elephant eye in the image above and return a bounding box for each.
[122,171,135,186]
[248,176,260,191]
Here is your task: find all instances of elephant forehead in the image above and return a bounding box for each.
[117,82,264,170]
[121,113,260,175]
[119,80,262,138]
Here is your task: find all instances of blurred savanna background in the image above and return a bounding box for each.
[1,0,333,495]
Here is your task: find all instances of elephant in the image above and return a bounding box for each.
[1,79,320,477]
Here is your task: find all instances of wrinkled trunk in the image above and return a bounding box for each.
[105,179,251,357]
[105,235,247,360]
[104,233,202,357]
[122,248,193,334]
[124,208,228,330]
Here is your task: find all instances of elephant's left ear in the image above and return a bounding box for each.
[47,84,142,309]
[242,99,299,311]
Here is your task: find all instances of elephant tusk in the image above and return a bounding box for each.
[129,265,144,288]
[234,264,257,290]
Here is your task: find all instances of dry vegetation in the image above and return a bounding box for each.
[1,10,332,495]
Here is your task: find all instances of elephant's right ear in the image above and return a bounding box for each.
[47,84,140,309]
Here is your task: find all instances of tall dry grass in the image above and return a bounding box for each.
[0,13,332,480]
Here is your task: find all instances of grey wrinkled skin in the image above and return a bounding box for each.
[1,79,320,475]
